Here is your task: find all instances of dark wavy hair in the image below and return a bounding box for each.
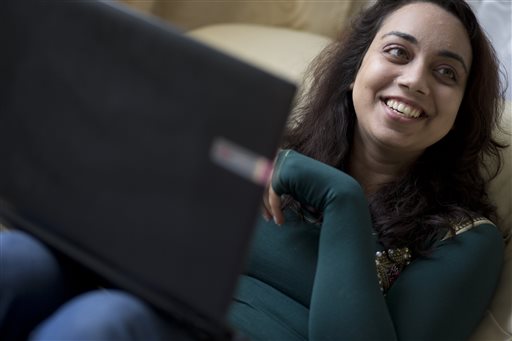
[282,0,507,256]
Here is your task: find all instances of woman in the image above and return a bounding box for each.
[0,0,506,340]
[248,0,506,339]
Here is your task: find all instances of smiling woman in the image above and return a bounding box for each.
[280,0,505,257]
[262,0,506,338]
[351,2,471,162]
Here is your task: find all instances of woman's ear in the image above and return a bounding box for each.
[349,82,354,90]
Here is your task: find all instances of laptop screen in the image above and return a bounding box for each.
[0,0,296,335]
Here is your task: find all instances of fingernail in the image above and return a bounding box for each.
[273,216,281,226]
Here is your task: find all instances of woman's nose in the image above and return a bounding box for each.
[396,62,430,96]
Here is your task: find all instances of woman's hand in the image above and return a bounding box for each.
[261,170,285,225]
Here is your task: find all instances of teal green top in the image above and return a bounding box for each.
[228,150,504,340]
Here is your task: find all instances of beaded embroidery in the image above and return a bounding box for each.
[376,217,494,294]
[375,247,411,294]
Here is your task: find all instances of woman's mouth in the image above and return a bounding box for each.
[384,99,424,119]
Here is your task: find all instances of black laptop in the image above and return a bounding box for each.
[0,0,296,337]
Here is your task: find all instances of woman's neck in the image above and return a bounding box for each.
[347,132,422,195]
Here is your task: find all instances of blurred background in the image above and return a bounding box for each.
[121,0,511,100]
[469,1,511,100]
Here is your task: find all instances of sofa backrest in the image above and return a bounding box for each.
[121,0,368,39]
[489,101,512,240]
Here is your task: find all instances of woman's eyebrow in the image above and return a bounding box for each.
[382,31,468,74]
[438,50,468,74]
[382,31,418,44]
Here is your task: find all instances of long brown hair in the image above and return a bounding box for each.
[283,0,507,255]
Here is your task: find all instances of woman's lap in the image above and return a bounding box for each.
[30,289,194,340]
[0,230,91,339]
[0,230,194,340]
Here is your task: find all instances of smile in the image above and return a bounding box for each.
[385,99,423,119]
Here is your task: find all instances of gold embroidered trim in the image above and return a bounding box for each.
[375,247,411,294]
[442,217,495,241]
[453,217,494,234]
[375,218,494,294]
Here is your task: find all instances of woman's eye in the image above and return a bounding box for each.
[385,47,409,61]
[436,67,457,81]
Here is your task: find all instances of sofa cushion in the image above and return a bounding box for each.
[488,100,512,240]
[188,24,331,84]
[141,1,367,39]
[471,101,512,340]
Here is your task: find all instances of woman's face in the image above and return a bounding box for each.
[351,2,472,156]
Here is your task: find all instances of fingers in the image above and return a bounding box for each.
[268,186,284,225]
[260,154,285,225]
[261,181,284,225]
[261,185,273,221]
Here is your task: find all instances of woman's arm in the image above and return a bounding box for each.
[270,150,504,340]
[386,224,503,340]
[271,150,396,340]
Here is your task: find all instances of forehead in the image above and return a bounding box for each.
[376,2,472,65]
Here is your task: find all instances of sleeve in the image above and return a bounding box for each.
[271,149,504,341]
[272,150,397,340]
[385,223,504,340]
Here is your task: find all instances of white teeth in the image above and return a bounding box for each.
[385,99,422,118]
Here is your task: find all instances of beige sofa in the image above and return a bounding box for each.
[123,1,511,339]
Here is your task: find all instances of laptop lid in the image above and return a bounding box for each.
[0,0,296,335]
